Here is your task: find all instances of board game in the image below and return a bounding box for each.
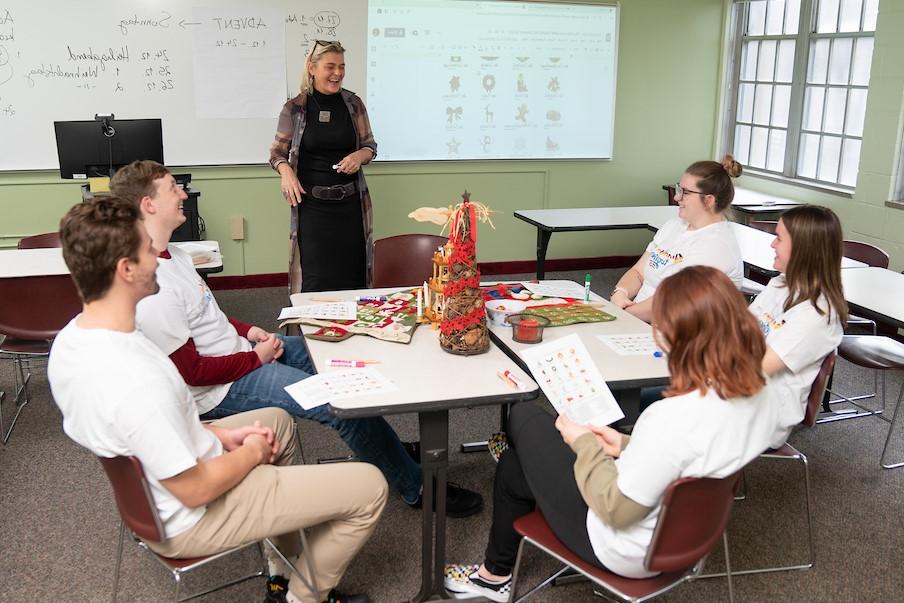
[281,291,420,344]
[520,303,616,327]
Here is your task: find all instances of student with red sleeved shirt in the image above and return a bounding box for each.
[110,160,482,519]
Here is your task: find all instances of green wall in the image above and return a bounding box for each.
[0,0,738,276]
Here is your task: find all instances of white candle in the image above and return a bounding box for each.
[423,281,429,310]
[416,289,423,318]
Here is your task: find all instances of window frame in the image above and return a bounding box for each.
[723,0,876,192]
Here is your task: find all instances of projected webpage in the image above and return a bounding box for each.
[366,0,617,161]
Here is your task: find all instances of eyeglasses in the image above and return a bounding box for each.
[311,39,344,52]
[674,183,706,199]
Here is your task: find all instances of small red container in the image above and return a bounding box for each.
[508,313,551,344]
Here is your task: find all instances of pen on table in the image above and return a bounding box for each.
[355,295,388,302]
[329,359,380,368]
[584,273,591,302]
[502,369,527,390]
[652,351,664,358]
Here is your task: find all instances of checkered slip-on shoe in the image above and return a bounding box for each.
[444,564,512,602]
[488,432,510,463]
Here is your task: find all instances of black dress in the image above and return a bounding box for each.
[296,89,366,292]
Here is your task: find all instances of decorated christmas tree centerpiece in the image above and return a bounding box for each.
[408,190,494,355]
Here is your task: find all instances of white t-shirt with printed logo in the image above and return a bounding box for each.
[635,218,743,303]
[748,276,842,447]
[136,245,251,414]
[48,318,223,538]
[586,385,778,578]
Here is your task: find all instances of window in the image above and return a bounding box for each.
[726,0,878,189]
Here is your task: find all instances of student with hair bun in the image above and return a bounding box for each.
[749,204,848,447]
[444,267,779,602]
[610,154,744,323]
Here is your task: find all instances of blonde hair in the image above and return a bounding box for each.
[300,40,346,96]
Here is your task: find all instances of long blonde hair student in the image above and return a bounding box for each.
[779,205,849,325]
[299,40,346,96]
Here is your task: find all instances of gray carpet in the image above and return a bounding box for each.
[1,268,902,602]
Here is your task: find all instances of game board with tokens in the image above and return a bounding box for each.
[480,284,616,326]
[284,291,420,344]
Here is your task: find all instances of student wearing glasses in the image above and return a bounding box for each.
[444,267,779,602]
[609,155,744,323]
[269,40,377,293]
[749,205,847,448]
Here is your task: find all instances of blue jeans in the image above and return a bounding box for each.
[201,335,422,502]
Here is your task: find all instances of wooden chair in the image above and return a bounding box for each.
[509,473,741,602]
[0,273,81,442]
[98,455,319,602]
[372,234,448,288]
[17,232,61,249]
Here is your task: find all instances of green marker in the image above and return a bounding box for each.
[584,273,591,301]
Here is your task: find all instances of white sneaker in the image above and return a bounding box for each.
[444,563,512,602]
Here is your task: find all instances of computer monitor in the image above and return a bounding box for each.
[53,118,165,179]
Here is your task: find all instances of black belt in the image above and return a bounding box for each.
[310,182,356,201]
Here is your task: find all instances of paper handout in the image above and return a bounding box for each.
[278,302,357,321]
[597,333,662,356]
[518,333,624,426]
[284,368,399,410]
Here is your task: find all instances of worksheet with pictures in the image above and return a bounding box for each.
[284,368,398,410]
[519,333,624,426]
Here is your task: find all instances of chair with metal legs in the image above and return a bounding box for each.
[700,351,835,581]
[509,473,741,603]
[99,454,320,602]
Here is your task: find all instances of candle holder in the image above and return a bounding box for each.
[508,313,551,344]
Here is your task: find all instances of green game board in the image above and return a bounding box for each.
[522,304,616,327]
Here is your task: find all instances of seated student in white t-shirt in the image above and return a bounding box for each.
[610,155,744,323]
[48,198,385,603]
[749,205,848,448]
[444,266,780,602]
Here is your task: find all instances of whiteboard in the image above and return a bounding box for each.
[0,0,368,169]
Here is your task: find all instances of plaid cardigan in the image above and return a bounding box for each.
[269,90,378,294]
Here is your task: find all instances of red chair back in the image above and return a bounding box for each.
[842,240,889,269]
[17,232,62,249]
[372,234,448,288]
[97,456,165,543]
[644,473,741,573]
[802,351,837,427]
[750,220,778,235]
[0,274,82,340]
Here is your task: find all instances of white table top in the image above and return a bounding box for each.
[514,206,678,232]
[487,282,670,390]
[730,222,866,272]
[732,187,802,207]
[290,287,539,416]
[842,267,904,327]
[171,240,223,270]
[0,247,68,277]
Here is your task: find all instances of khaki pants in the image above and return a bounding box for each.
[148,408,388,603]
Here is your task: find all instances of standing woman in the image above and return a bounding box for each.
[444,267,779,601]
[749,205,847,447]
[610,155,744,323]
[269,40,377,293]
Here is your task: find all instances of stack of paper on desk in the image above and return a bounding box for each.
[278,302,357,321]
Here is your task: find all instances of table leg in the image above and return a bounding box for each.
[536,228,552,280]
[411,409,451,603]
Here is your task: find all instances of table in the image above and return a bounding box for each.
[486,282,670,424]
[513,206,678,279]
[290,288,539,602]
[841,267,904,329]
[171,239,224,280]
[0,247,68,277]
[730,222,867,275]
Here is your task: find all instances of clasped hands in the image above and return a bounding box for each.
[247,326,284,364]
[555,414,624,458]
[222,420,280,465]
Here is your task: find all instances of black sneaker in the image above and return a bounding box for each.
[407,482,483,518]
[324,589,371,603]
[264,575,289,602]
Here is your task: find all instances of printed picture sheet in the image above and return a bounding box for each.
[278,302,357,321]
[284,368,399,410]
[519,333,623,426]
[521,281,588,299]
